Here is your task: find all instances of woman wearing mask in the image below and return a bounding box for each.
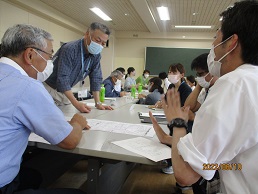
[138,77,164,105]
[152,63,192,175]
[136,69,150,89]
[167,63,192,106]
[114,67,126,92]
[124,67,137,91]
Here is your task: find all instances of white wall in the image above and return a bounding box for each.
[0,0,83,52]
[0,0,213,86]
[0,0,114,87]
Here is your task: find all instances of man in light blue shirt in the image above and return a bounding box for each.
[0,24,88,194]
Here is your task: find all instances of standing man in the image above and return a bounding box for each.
[0,24,88,193]
[45,22,113,113]
[161,1,258,193]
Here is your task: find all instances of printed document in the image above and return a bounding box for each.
[87,119,155,137]
[112,137,171,162]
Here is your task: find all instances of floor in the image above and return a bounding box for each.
[48,159,194,194]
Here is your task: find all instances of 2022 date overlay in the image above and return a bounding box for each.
[203,163,242,170]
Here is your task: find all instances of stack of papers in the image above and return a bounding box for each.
[138,112,167,124]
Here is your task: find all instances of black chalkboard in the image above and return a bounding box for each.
[145,47,209,76]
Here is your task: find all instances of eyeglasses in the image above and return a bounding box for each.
[26,47,55,60]
[90,34,107,47]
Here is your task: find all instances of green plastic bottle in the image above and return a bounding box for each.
[100,84,105,103]
[131,85,136,98]
[138,84,142,94]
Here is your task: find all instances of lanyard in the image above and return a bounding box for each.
[81,39,91,80]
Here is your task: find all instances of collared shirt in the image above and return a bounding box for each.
[178,64,258,194]
[102,76,120,97]
[0,60,72,187]
[45,39,103,92]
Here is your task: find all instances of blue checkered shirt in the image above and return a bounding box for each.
[46,39,103,92]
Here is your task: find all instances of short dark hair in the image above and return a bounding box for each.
[116,67,125,74]
[220,0,258,65]
[191,53,209,72]
[149,77,164,94]
[143,69,150,75]
[159,72,167,80]
[187,75,196,84]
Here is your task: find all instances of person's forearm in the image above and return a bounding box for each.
[64,90,78,106]
[172,128,200,186]
[184,84,202,111]
[154,125,172,145]
[92,91,100,104]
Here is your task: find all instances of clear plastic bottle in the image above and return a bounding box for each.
[131,85,136,98]
[100,84,105,103]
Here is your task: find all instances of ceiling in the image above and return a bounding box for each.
[38,0,239,34]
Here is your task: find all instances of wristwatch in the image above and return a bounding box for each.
[167,118,188,136]
[95,102,102,107]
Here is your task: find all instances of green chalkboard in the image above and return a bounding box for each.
[145,47,209,76]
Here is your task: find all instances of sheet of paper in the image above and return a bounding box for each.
[87,119,155,137]
[139,112,165,117]
[84,102,107,107]
[112,137,171,162]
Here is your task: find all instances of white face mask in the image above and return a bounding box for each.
[115,79,121,85]
[168,74,180,84]
[87,34,103,55]
[196,73,211,88]
[144,74,149,79]
[208,35,237,77]
[114,79,121,92]
[123,75,125,79]
[31,49,53,82]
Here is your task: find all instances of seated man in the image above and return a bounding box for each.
[0,24,89,194]
[184,53,218,121]
[102,70,126,97]
[163,2,258,194]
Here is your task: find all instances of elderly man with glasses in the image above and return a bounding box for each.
[102,70,127,97]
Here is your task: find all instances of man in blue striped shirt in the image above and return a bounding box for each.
[45,22,113,113]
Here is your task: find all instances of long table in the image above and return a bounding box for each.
[29,97,169,194]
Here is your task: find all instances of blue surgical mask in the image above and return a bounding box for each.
[87,34,103,55]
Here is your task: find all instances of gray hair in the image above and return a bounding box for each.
[1,24,53,57]
[89,22,111,36]
[110,70,123,78]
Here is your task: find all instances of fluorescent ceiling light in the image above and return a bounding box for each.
[90,7,112,21]
[174,25,212,29]
[157,6,170,21]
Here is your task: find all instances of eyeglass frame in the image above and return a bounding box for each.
[25,46,56,61]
